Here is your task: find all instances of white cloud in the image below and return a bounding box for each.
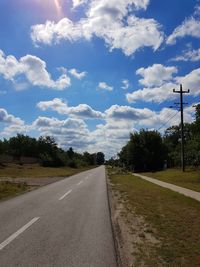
[37,98,104,119]
[31,0,164,56]
[98,82,113,91]
[105,104,151,120]
[0,50,71,90]
[175,68,200,95]
[0,102,196,158]
[172,47,200,62]
[0,108,24,125]
[126,82,177,103]
[32,116,93,151]
[69,68,87,79]
[121,79,129,89]
[136,64,178,87]
[0,108,31,137]
[127,64,200,103]
[72,0,88,9]
[167,16,200,45]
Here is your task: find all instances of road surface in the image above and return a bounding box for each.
[0,166,117,267]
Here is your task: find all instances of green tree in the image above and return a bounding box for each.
[119,130,166,172]
[96,152,105,165]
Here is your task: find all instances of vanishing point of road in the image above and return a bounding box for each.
[0,166,117,267]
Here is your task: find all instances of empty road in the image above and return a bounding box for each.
[0,166,117,267]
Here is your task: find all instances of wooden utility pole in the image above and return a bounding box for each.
[173,84,190,172]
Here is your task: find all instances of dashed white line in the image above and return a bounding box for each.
[59,189,72,201]
[0,217,40,251]
[77,181,83,186]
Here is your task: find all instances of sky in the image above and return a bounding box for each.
[0,0,200,158]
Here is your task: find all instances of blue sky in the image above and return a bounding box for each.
[0,0,200,157]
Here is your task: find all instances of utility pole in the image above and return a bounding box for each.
[173,84,190,172]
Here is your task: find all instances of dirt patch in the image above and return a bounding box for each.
[107,179,162,267]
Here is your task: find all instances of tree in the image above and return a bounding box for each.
[118,130,166,172]
[96,152,105,165]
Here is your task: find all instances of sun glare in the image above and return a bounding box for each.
[54,0,63,16]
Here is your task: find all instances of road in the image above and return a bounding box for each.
[0,166,117,267]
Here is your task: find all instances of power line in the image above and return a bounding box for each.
[156,110,180,131]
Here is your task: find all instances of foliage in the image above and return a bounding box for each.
[118,130,166,172]
[96,152,105,165]
[164,104,200,167]
[0,134,104,168]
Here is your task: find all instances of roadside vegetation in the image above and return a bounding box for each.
[0,135,105,200]
[0,163,95,178]
[0,134,105,169]
[107,104,200,172]
[108,166,200,267]
[142,168,200,192]
[0,181,29,200]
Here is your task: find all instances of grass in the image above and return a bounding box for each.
[0,163,95,178]
[141,168,200,192]
[0,181,29,200]
[108,166,200,267]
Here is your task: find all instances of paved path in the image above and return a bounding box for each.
[0,166,117,267]
[134,173,200,202]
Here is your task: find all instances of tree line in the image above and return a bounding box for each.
[0,135,105,168]
[107,104,200,172]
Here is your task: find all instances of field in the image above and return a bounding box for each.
[0,163,95,201]
[0,163,94,178]
[142,168,200,192]
[108,167,200,267]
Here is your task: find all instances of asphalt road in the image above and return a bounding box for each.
[0,166,117,267]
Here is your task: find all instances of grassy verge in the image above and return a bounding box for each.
[108,166,200,267]
[0,181,29,200]
[142,168,200,192]
[0,163,95,178]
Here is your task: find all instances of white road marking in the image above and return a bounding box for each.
[0,217,40,251]
[59,189,72,201]
[77,181,83,186]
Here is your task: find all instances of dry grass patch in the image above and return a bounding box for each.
[0,163,94,178]
[0,181,29,200]
[108,167,200,267]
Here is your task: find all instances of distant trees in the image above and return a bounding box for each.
[113,104,200,171]
[118,130,166,172]
[96,152,105,165]
[0,134,105,168]
[164,104,200,167]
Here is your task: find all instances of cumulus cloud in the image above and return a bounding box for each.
[105,105,151,120]
[98,82,113,91]
[175,68,200,95]
[0,108,31,137]
[69,68,87,79]
[32,116,93,151]
[0,108,24,125]
[31,0,163,56]
[37,98,104,119]
[136,64,178,87]
[127,65,200,103]
[0,50,71,90]
[126,64,180,103]
[72,0,88,9]
[121,79,129,89]
[167,6,200,45]
[126,82,178,103]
